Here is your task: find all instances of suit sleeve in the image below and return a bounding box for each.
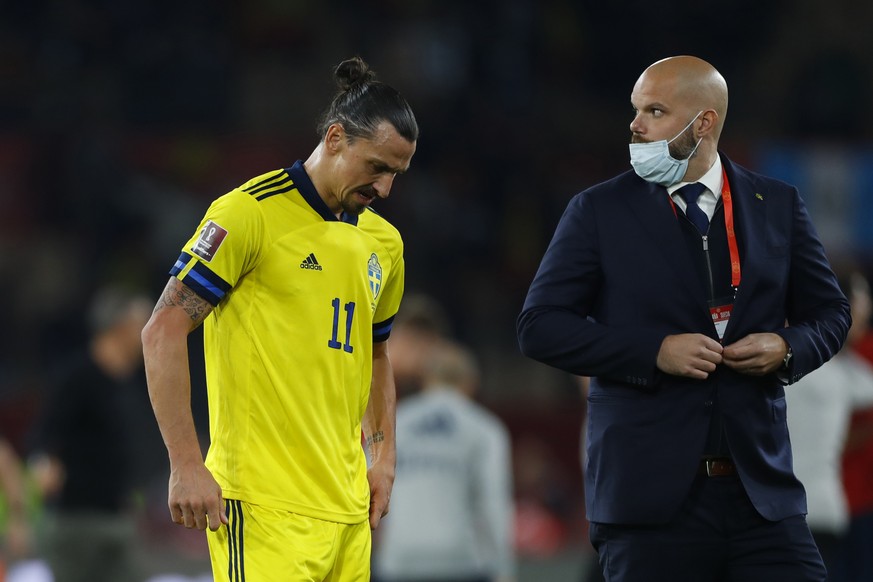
[775,188,851,384]
[517,191,664,385]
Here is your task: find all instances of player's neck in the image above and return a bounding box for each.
[303,150,342,217]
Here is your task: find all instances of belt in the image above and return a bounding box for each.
[699,457,736,477]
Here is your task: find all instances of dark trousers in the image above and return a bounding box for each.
[811,530,842,580]
[589,473,826,582]
[837,510,873,582]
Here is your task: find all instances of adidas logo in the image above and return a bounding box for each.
[300,253,323,271]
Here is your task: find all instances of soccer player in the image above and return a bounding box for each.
[141,56,418,581]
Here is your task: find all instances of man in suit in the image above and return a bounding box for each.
[517,55,851,581]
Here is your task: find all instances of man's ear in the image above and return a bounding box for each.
[697,110,718,138]
[325,123,346,154]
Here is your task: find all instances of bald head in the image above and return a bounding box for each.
[638,56,728,136]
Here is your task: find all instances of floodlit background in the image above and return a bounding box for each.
[2,0,873,580]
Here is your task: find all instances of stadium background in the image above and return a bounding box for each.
[1,0,873,578]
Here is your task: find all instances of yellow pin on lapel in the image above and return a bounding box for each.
[755,193,764,201]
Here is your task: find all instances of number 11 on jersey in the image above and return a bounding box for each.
[328,298,355,353]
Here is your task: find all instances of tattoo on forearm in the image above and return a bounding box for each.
[154,279,211,324]
[366,431,385,447]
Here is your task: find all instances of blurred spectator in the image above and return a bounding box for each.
[27,285,153,582]
[840,310,873,582]
[512,435,571,559]
[574,376,604,582]
[373,341,515,582]
[786,267,873,578]
[0,437,31,576]
[388,293,452,399]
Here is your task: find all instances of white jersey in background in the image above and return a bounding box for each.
[373,388,515,581]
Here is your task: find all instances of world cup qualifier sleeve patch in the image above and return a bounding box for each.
[191,220,228,262]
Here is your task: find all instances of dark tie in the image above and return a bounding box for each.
[677,182,709,234]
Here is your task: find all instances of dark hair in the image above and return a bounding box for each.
[316,56,419,143]
[394,293,451,337]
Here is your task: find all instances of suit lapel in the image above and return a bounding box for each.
[721,157,766,342]
[626,179,708,304]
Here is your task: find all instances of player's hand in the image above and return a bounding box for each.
[367,460,395,530]
[722,333,788,375]
[167,460,228,531]
[656,333,724,379]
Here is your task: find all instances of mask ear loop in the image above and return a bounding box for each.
[667,110,705,145]
[686,135,703,159]
[667,110,704,159]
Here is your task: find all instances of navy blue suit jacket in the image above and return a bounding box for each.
[517,153,851,525]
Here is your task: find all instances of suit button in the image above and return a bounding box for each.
[704,400,713,407]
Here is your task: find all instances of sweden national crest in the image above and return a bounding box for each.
[368,253,382,300]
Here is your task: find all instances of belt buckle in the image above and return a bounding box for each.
[703,458,732,477]
[704,459,717,477]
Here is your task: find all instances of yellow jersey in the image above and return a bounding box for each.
[170,161,404,523]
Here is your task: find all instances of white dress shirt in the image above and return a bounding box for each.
[668,156,724,221]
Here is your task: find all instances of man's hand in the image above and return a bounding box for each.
[168,461,228,532]
[657,333,724,379]
[367,460,395,530]
[722,333,788,375]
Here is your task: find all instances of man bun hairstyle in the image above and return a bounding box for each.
[334,56,377,90]
[317,56,419,143]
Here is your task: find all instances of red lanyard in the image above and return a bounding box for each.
[668,167,741,290]
[721,168,741,290]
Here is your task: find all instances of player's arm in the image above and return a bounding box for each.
[141,277,227,532]
[363,340,397,530]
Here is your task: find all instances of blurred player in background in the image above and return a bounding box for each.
[841,317,873,582]
[0,437,31,577]
[373,341,515,582]
[386,293,452,399]
[29,285,152,582]
[142,56,418,581]
[787,268,873,579]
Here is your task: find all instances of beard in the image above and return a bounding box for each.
[341,198,366,216]
[667,126,699,161]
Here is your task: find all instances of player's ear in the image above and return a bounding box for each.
[325,123,346,154]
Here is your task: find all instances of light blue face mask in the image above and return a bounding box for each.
[629,111,703,187]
